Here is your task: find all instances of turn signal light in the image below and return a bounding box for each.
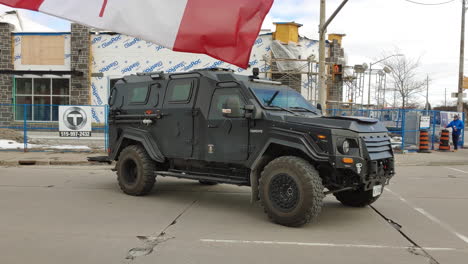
[317,134,326,140]
[342,158,354,164]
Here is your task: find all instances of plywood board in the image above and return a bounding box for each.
[22,35,65,65]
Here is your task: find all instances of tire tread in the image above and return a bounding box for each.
[259,156,324,227]
[117,145,156,196]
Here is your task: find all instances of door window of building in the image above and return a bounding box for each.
[15,77,71,121]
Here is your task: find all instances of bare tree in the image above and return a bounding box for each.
[381,51,425,109]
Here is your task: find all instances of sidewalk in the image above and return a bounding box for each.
[395,148,468,166]
[1,149,468,167]
[0,151,108,166]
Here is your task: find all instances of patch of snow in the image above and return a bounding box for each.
[0,139,90,150]
[47,145,91,150]
[0,139,28,149]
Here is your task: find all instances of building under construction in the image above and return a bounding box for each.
[0,10,351,124]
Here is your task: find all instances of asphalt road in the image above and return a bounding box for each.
[0,164,467,264]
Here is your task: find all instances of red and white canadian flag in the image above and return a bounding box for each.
[0,0,273,68]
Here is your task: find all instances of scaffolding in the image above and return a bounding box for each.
[261,56,319,103]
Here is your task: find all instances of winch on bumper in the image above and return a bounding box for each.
[326,133,395,192]
[332,157,394,191]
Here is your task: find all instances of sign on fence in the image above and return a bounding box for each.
[419,116,431,129]
[59,106,92,137]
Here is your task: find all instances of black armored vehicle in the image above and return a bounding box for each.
[107,68,395,227]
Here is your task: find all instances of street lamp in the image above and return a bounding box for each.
[367,54,403,107]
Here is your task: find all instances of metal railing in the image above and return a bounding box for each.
[327,108,465,151]
[1,104,464,153]
[0,104,109,152]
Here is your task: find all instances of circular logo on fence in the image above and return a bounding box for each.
[63,107,88,130]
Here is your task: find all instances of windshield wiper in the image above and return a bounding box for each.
[269,105,298,116]
[289,106,318,115]
[266,90,280,106]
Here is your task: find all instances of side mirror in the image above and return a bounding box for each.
[243,104,262,119]
[244,105,255,111]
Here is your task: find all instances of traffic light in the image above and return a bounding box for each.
[331,64,342,81]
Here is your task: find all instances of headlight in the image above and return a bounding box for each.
[338,139,351,154]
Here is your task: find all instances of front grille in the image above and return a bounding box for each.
[362,134,393,160]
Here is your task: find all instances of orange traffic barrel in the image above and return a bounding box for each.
[438,129,450,152]
[418,129,431,153]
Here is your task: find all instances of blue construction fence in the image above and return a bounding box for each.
[327,109,465,152]
[0,104,464,153]
[0,104,109,152]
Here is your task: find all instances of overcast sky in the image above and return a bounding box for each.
[1,0,465,106]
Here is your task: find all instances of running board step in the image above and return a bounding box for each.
[154,171,249,186]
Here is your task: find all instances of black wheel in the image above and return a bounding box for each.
[333,187,381,207]
[259,156,324,227]
[199,180,218,185]
[117,145,156,196]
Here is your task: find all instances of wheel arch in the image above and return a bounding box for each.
[249,140,326,202]
[110,128,165,163]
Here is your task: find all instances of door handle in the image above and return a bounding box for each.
[208,124,218,128]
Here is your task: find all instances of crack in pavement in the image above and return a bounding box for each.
[125,235,174,261]
[124,198,199,262]
[370,205,441,264]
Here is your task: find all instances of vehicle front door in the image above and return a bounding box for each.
[158,78,198,158]
[205,88,249,162]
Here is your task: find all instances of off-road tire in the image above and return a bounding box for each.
[199,180,218,185]
[259,156,324,227]
[117,145,156,196]
[333,188,380,207]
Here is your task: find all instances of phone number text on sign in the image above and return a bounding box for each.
[59,131,92,137]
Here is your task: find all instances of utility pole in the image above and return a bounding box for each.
[318,0,327,112]
[318,0,349,114]
[457,0,466,113]
[425,75,429,111]
[445,88,447,107]
[367,65,372,107]
[383,74,387,107]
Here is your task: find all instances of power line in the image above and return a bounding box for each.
[404,0,456,5]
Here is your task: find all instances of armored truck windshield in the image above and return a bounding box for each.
[251,85,319,114]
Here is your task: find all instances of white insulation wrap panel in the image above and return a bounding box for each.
[90,34,319,122]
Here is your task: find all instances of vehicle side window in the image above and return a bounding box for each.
[209,89,245,119]
[129,85,150,104]
[167,79,193,103]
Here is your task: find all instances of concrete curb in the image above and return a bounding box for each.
[0,160,113,166]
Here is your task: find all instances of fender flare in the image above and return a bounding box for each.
[248,137,328,203]
[110,128,165,163]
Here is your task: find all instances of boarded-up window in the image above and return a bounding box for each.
[21,35,65,65]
